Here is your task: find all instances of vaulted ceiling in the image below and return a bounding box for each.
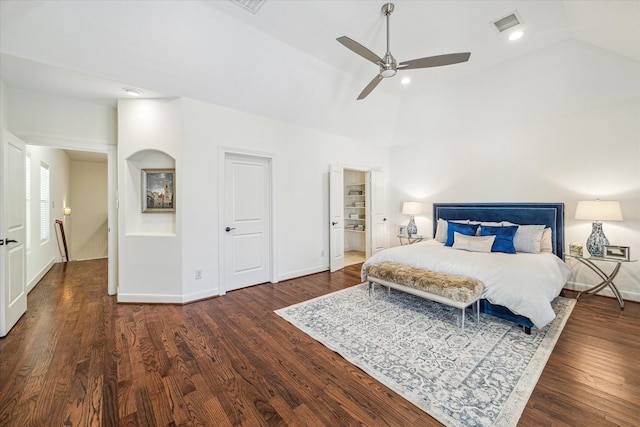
[1,1,639,146]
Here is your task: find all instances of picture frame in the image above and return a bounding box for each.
[569,242,583,257]
[142,168,176,213]
[398,225,407,236]
[602,245,630,261]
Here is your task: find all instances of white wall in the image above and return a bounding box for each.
[117,99,182,302]
[25,145,71,290]
[389,96,640,301]
[0,79,7,129]
[117,97,390,303]
[6,87,116,147]
[70,160,108,260]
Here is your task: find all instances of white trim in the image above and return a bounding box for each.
[27,258,55,292]
[278,265,329,282]
[11,131,113,152]
[118,289,221,304]
[117,293,183,304]
[565,280,640,302]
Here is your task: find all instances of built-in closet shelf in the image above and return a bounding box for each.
[344,170,367,252]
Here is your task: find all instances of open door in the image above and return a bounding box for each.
[369,170,388,256]
[329,165,344,272]
[0,130,27,337]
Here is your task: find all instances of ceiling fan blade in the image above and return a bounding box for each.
[357,75,384,100]
[337,36,383,65]
[399,52,471,70]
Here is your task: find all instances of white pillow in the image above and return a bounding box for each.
[452,232,496,253]
[502,222,546,253]
[540,227,553,253]
[434,219,469,243]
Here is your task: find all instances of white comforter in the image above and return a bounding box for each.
[362,240,572,329]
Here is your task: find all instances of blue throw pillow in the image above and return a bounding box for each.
[481,225,518,254]
[445,222,480,246]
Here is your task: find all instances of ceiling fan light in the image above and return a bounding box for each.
[123,88,142,97]
[381,68,396,78]
[508,30,524,41]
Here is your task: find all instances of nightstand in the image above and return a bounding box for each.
[565,254,637,309]
[397,234,425,246]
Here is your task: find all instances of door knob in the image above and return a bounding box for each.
[2,239,18,245]
[332,221,338,226]
[383,218,387,221]
[225,227,236,232]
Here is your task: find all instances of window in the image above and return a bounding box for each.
[40,162,50,241]
[26,154,31,250]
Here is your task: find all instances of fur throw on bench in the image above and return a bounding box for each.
[363,262,484,304]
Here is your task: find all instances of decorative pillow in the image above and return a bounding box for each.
[445,221,480,246]
[452,232,496,253]
[480,225,518,254]
[435,219,469,243]
[501,222,547,253]
[514,225,545,253]
[540,227,553,253]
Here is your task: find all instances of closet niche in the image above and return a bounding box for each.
[125,149,176,236]
[344,169,367,265]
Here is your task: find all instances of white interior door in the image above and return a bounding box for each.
[0,130,27,337]
[369,170,388,256]
[223,153,271,292]
[329,165,344,272]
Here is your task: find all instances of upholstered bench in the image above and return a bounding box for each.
[363,262,485,330]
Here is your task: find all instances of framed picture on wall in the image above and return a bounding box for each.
[142,168,176,213]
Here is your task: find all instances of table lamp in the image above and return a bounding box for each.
[402,202,422,237]
[574,200,622,257]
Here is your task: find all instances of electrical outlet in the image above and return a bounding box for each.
[195,270,203,280]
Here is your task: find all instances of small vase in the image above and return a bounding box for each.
[585,222,609,257]
[407,216,417,236]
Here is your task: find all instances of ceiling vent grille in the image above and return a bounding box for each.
[230,0,266,14]
[492,12,521,32]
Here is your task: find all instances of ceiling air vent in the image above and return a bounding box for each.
[230,0,266,14]
[492,11,521,32]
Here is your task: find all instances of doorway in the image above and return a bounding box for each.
[329,165,388,273]
[344,169,366,266]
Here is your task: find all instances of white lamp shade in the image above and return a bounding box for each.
[575,200,622,221]
[402,201,423,215]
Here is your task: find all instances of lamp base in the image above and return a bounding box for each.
[586,222,609,257]
[407,216,417,236]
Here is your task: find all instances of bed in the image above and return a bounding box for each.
[362,203,573,332]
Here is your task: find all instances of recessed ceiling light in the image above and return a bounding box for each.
[123,88,142,97]
[508,30,524,41]
[401,77,411,85]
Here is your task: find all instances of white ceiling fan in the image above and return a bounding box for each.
[337,3,471,100]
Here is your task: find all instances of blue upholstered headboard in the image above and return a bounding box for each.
[432,203,565,258]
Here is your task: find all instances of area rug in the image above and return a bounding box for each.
[275,284,575,427]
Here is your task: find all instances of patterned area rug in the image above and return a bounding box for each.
[275,284,575,427]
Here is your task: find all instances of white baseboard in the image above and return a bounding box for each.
[27,258,56,293]
[117,293,183,304]
[277,265,329,282]
[565,280,640,302]
[118,288,222,304]
[182,288,221,303]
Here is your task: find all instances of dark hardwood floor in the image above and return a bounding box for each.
[1,259,639,426]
